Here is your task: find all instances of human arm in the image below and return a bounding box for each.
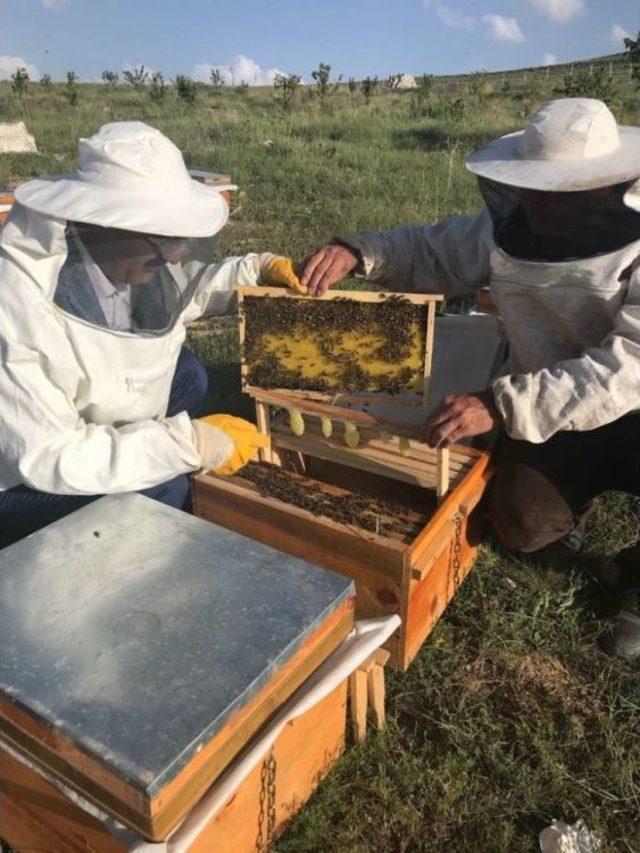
[301,210,493,298]
[491,275,640,443]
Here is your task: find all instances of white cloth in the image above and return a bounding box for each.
[0,202,275,495]
[340,211,640,443]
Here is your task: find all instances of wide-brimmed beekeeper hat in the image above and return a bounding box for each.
[466,98,640,197]
[15,121,230,237]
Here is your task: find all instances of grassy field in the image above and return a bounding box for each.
[1,70,639,851]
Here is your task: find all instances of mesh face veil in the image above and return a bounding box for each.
[54,223,218,335]
[477,177,640,262]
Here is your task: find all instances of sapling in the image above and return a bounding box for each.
[209,68,224,87]
[274,73,301,111]
[235,80,250,96]
[123,65,148,91]
[360,76,378,103]
[148,71,168,104]
[64,71,79,106]
[101,70,119,90]
[347,77,357,94]
[11,67,30,98]
[175,75,197,106]
[311,62,341,111]
[39,74,53,91]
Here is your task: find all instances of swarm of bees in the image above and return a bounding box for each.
[243,294,427,395]
[240,461,426,539]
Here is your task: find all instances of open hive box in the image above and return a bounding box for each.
[0,494,356,849]
[193,287,493,671]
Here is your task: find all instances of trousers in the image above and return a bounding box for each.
[485,415,640,553]
[0,347,208,549]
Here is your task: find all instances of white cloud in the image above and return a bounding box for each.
[41,0,71,8]
[423,0,474,31]
[192,55,286,86]
[541,52,558,65]
[483,14,524,43]
[611,23,631,45]
[0,55,40,81]
[522,0,584,25]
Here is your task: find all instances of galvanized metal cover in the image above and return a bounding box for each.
[0,494,353,795]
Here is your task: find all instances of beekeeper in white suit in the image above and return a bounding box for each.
[0,121,305,547]
[301,98,640,659]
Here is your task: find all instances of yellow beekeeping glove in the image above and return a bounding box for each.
[193,414,270,476]
[262,257,307,294]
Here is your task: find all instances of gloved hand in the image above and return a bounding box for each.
[193,414,270,476]
[261,257,307,294]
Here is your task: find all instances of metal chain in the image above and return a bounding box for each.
[256,748,277,852]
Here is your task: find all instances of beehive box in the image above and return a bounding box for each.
[0,494,355,846]
[193,288,493,670]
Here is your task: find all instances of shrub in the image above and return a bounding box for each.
[11,67,30,98]
[101,70,119,90]
[64,71,79,106]
[175,74,197,105]
[235,80,250,96]
[360,76,378,103]
[148,71,168,104]
[123,65,148,91]
[347,77,357,94]
[385,74,402,91]
[39,73,53,91]
[409,73,434,116]
[559,65,616,103]
[274,73,301,111]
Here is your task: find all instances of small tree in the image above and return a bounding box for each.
[11,67,30,98]
[360,75,378,103]
[409,74,434,117]
[148,71,168,104]
[624,31,640,86]
[101,70,119,90]
[209,67,224,87]
[235,80,250,96]
[175,74,197,105]
[64,71,79,106]
[347,77,357,94]
[123,65,148,91]
[40,73,53,91]
[311,62,340,110]
[273,73,301,111]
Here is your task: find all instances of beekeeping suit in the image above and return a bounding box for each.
[339,99,640,443]
[0,122,282,495]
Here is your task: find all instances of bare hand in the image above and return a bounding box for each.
[424,391,500,448]
[300,244,358,297]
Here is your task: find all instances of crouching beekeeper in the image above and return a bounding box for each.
[0,122,303,548]
[301,98,640,659]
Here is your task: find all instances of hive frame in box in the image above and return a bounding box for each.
[236,286,454,497]
[193,288,494,670]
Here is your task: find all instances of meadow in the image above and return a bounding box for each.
[1,63,639,851]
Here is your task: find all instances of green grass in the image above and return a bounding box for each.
[1,75,639,852]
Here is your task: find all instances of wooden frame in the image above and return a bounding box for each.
[237,286,442,408]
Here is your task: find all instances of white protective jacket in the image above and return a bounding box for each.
[341,210,640,443]
[0,204,270,495]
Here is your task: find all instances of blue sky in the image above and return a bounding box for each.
[1,0,637,83]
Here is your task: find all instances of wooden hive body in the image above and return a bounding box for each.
[193,288,493,670]
[0,495,355,843]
